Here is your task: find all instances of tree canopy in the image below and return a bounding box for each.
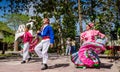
[0,21,14,34]
[0,0,120,53]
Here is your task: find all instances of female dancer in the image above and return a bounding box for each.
[20,26,33,64]
[71,22,107,68]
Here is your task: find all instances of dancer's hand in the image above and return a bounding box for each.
[37,30,40,34]
[50,44,53,48]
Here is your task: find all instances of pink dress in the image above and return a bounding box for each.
[78,30,106,67]
[81,30,105,43]
[29,37,39,53]
[71,30,105,68]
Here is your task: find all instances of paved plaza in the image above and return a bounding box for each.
[0,53,120,72]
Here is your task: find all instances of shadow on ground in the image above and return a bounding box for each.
[48,63,70,69]
[100,63,113,69]
[28,57,42,63]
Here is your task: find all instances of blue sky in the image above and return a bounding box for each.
[0,0,55,22]
[0,0,11,22]
[0,0,11,15]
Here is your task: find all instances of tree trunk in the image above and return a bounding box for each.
[117,0,120,17]
[14,40,18,51]
[57,19,64,55]
[91,0,95,22]
[2,43,5,54]
[78,0,83,45]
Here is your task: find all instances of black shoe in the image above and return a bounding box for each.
[41,64,48,70]
[41,63,43,65]
[28,58,31,62]
[21,61,26,64]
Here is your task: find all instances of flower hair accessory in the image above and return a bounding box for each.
[88,22,94,28]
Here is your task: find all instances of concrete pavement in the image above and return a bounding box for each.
[0,53,119,72]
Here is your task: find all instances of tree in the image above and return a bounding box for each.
[3,14,29,31]
[3,14,30,51]
[5,0,120,53]
[116,0,120,38]
[0,0,79,54]
[0,22,14,34]
[0,22,14,54]
[78,0,83,45]
[29,16,43,30]
[2,35,14,53]
[80,0,120,35]
[32,0,77,54]
[78,0,83,33]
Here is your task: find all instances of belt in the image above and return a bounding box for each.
[42,36,50,40]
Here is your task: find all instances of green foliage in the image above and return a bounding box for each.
[104,50,112,55]
[34,0,77,45]
[4,14,29,31]
[0,0,77,38]
[2,35,14,44]
[0,53,20,58]
[62,15,77,39]
[7,13,29,22]
[0,22,14,34]
[30,16,43,30]
[0,21,14,51]
[81,0,120,36]
[118,28,120,37]
[1,0,120,53]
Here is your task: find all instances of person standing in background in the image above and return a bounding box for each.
[71,39,77,54]
[65,38,72,55]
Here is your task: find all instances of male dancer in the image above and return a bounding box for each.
[34,18,54,70]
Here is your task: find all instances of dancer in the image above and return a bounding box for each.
[34,18,54,70]
[20,25,33,64]
[20,34,40,60]
[71,22,107,68]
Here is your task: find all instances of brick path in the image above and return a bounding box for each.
[0,53,119,72]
